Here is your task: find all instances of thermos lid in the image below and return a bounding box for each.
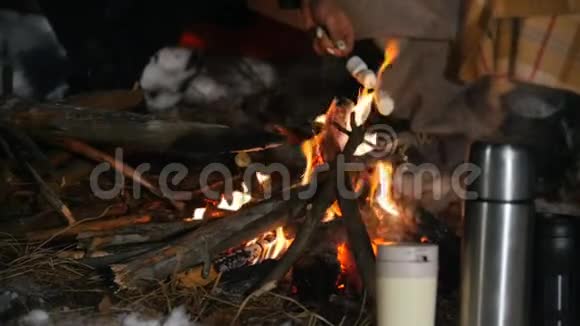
[468,141,535,201]
[377,243,438,263]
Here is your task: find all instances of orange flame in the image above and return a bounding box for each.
[300,120,342,220]
[335,242,351,291]
[301,136,323,186]
[245,226,293,264]
[379,39,400,77]
[336,242,349,273]
[370,161,400,218]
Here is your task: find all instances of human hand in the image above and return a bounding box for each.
[302,0,355,56]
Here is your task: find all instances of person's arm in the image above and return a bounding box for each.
[247,0,355,56]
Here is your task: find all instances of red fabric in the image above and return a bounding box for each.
[179,16,312,60]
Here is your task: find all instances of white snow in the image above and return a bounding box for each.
[18,309,51,326]
[122,306,202,326]
[140,47,276,112]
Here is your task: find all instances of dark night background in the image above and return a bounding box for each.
[0,0,309,93]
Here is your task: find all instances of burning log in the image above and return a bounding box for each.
[112,193,305,289]
[253,110,378,299]
[335,116,378,302]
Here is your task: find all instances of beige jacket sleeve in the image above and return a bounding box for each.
[336,0,460,40]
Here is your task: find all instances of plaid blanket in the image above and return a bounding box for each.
[457,0,580,94]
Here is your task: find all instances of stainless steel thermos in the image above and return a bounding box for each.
[460,142,535,326]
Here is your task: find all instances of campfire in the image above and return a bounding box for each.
[0,29,454,326]
[153,41,426,297]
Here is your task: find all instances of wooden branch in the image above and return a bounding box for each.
[25,161,76,225]
[25,215,154,241]
[79,243,165,268]
[0,134,75,225]
[336,176,376,301]
[58,138,185,211]
[336,114,377,301]
[77,221,199,250]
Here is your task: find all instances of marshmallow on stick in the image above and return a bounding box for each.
[346,56,377,89]
[346,56,395,117]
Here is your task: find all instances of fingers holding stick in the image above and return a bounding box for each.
[313,25,352,57]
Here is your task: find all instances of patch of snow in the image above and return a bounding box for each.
[18,309,51,326]
[122,306,202,326]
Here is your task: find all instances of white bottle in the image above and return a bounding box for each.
[376,243,439,326]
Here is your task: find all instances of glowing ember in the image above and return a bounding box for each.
[301,136,324,186]
[322,208,337,223]
[335,242,350,291]
[336,243,349,273]
[370,161,400,218]
[217,182,252,211]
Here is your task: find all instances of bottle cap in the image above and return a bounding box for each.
[468,142,535,201]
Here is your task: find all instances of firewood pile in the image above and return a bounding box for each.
[0,87,463,325]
